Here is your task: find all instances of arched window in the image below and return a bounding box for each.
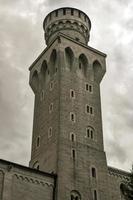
[86,105,94,115]
[33,161,39,170]
[78,54,88,77]
[49,49,57,76]
[70,190,81,200]
[70,89,75,99]
[70,133,76,142]
[41,60,48,86]
[65,47,74,70]
[31,70,39,93]
[86,126,94,139]
[93,60,102,82]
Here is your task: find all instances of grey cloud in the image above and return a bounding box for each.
[0,0,133,171]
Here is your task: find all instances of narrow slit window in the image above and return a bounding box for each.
[92,167,96,178]
[50,81,54,91]
[78,11,81,18]
[90,106,93,114]
[70,113,75,122]
[94,190,97,200]
[70,90,75,99]
[87,128,90,138]
[72,149,76,160]
[89,85,92,92]
[48,127,52,138]
[49,103,53,113]
[86,83,89,91]
[70,133,76,142]
[36,136,40,147]
[86,105,89,113]
[91,130,94,139]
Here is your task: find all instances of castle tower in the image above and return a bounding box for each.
[29,7,109,200]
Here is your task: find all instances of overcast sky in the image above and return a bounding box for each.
[0,0,133,171]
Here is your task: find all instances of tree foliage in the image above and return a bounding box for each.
[121,165,133,200]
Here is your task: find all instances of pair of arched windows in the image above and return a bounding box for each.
[86,126,95,140]
[71,190,81,200]
[65,47,88,77]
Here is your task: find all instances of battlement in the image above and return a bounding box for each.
[43,7,91,45]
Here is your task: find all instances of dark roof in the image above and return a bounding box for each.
[0,159,56,178]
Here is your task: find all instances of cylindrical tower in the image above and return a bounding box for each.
[43,7,91,45]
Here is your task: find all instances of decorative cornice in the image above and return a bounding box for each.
[14,173,54,188]
[108,166,130,181]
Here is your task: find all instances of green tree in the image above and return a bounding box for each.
[121,165,133,200]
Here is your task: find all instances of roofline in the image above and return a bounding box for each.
[108,166,130,177]
[0,159,57,178]
[29,32,107,71]
[43,7,91,30]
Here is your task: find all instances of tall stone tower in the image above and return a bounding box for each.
[29,7,109,200]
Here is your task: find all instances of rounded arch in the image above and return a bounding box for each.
[41,60,48,86]
[70,132,76,142]
[49,49,57,76]
[31,70,39,93]
[58,21,64,29]
[66,20,71,27]
[70,190,81,200]
[33,161,39,170]
[73,22,78,30]
[78,53,88,77]
[65,47,74,70]
[93,60,102,82]
[86,126,95,139]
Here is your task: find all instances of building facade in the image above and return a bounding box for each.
[0,7,130,200]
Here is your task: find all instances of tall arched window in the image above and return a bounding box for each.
[65,47,74,70]
[78,54,88,77]
[41,60,48,86]
[93,60,102,82]
[49,49,57,76]
[31,70,39,93]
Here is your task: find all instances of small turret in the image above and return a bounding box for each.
[43,7,91,45]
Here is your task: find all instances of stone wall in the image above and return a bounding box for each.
[0,159,55,200]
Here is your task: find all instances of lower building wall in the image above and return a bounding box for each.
[108,167,130,200]
[0,160,55,200]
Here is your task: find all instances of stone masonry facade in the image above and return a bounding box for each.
[0,7,131,200]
